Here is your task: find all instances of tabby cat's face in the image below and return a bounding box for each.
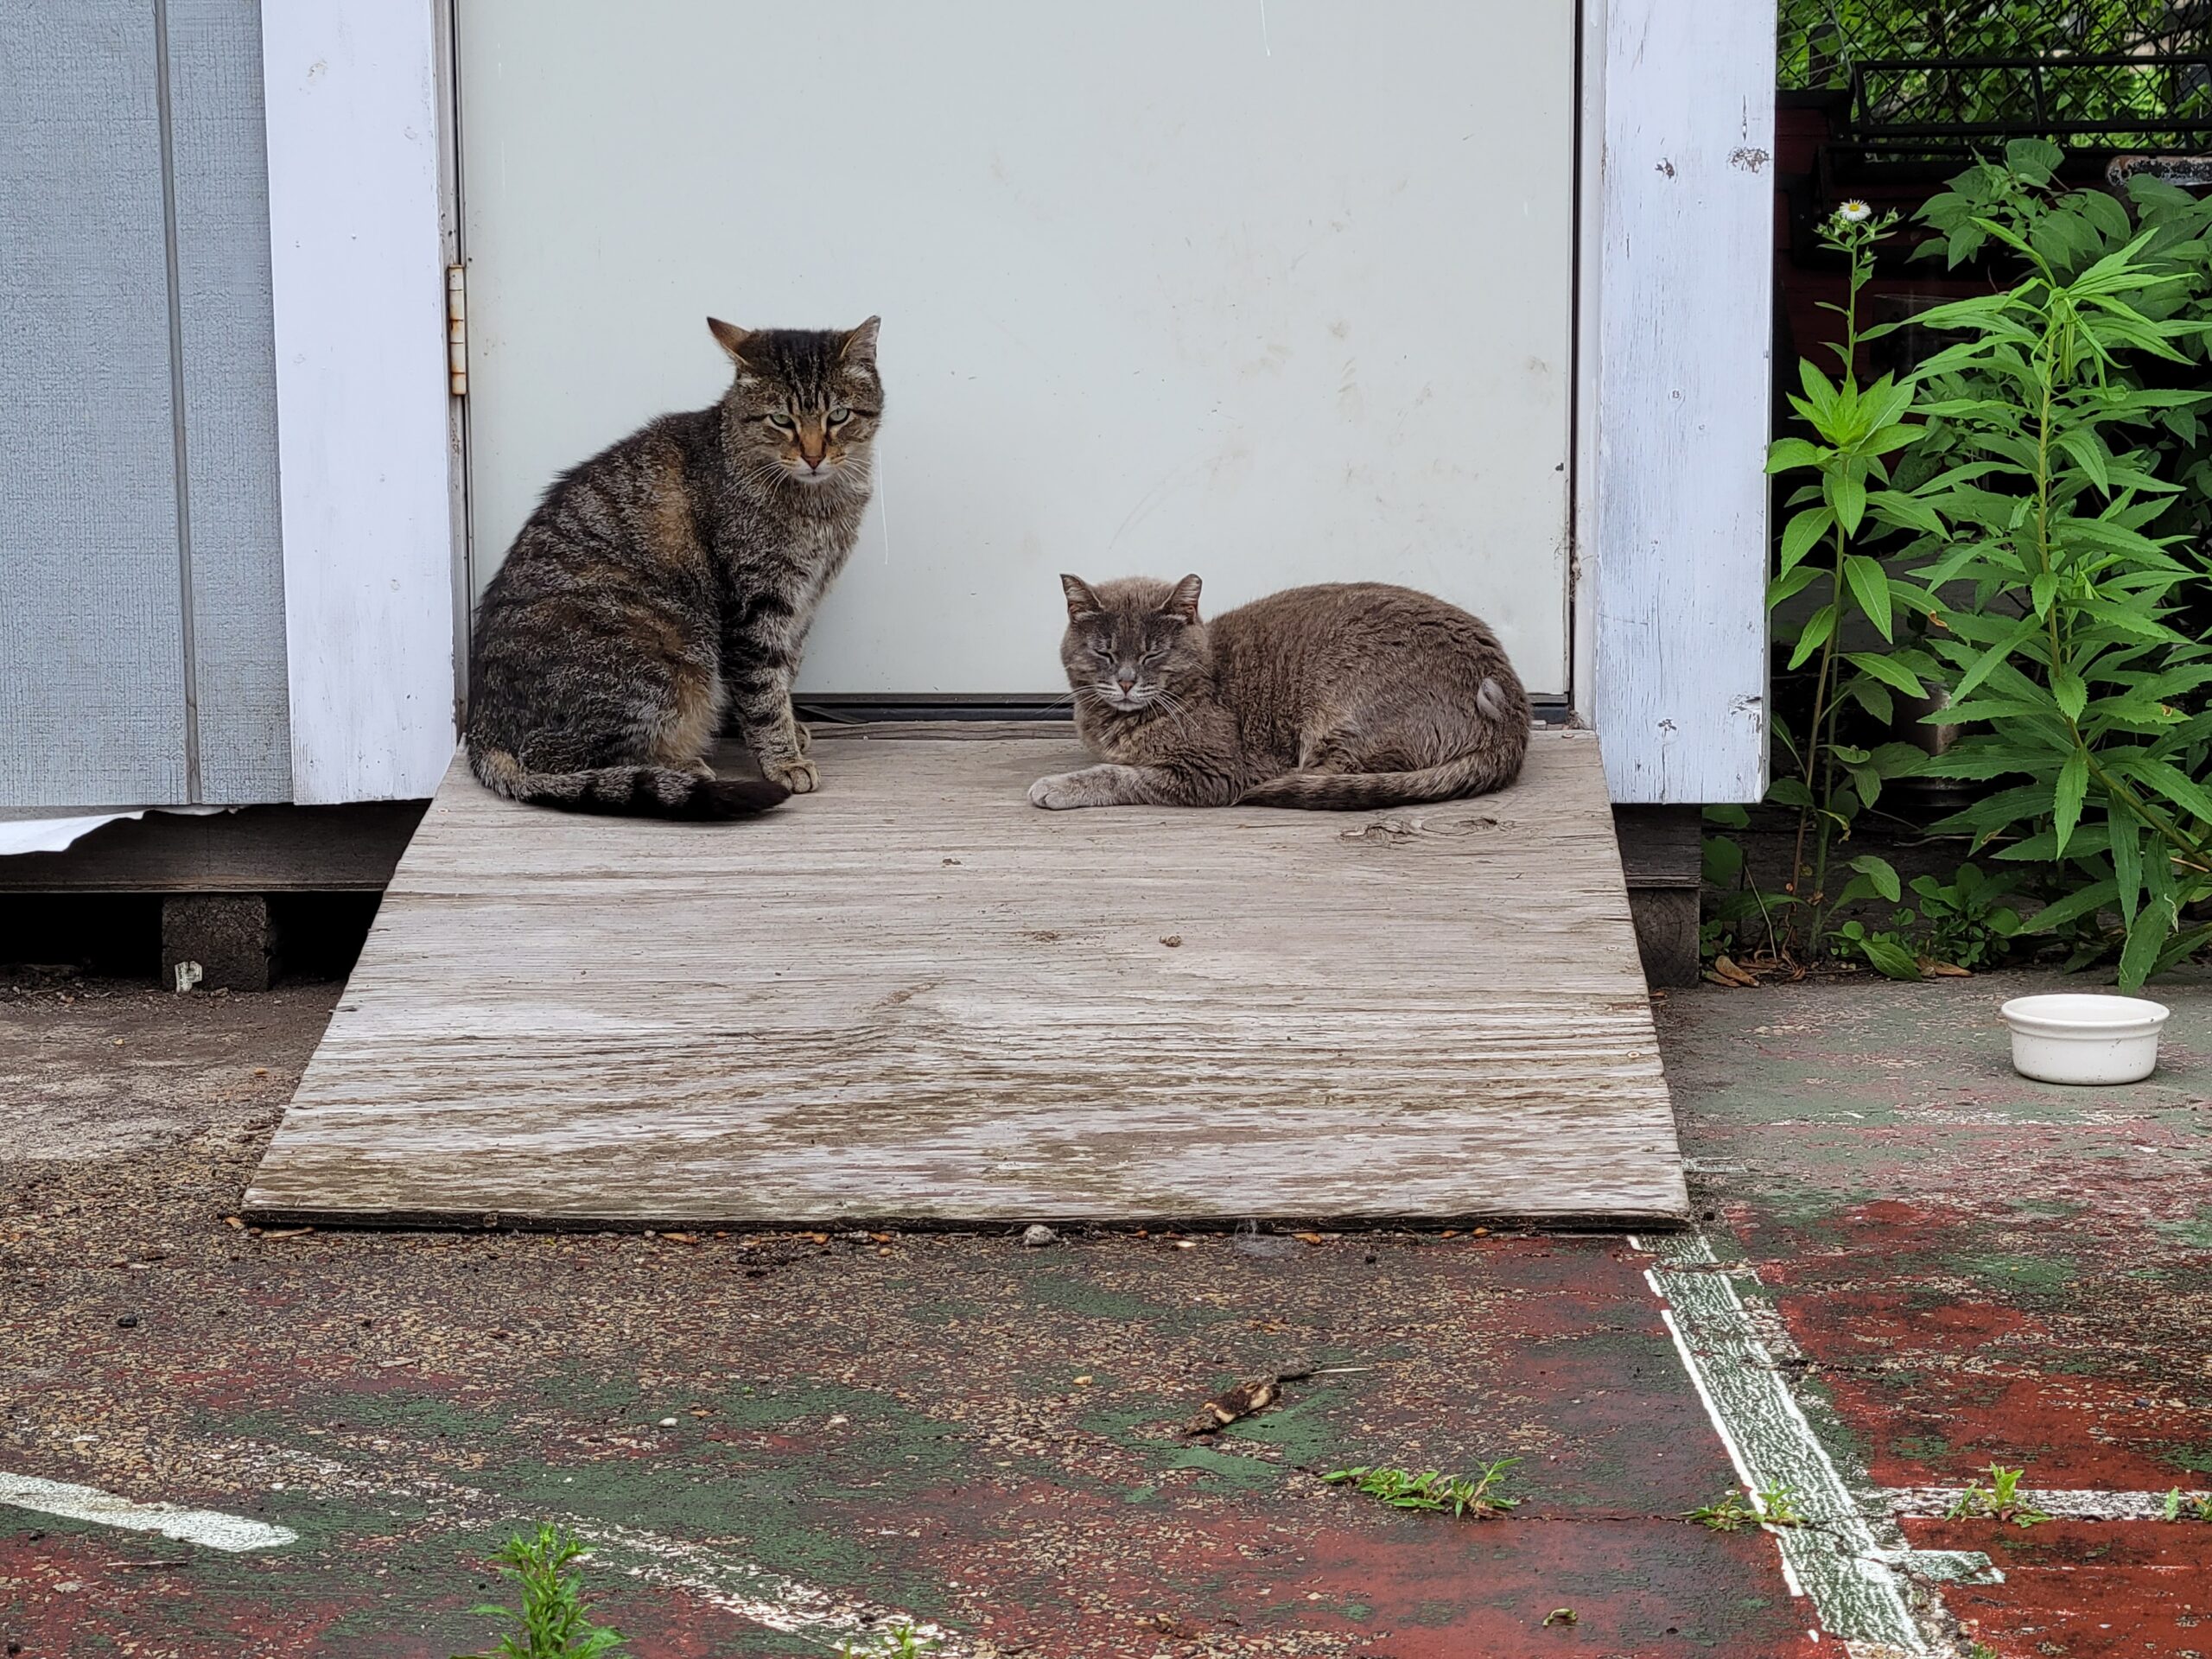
[709,316,883,492]
[1057,574,1209,713]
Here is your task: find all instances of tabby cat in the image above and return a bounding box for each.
[466,316,883,818]
[1031,575,1529,810]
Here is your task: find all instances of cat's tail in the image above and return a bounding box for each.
[468,745,790,821]
[1237,731,1529,812]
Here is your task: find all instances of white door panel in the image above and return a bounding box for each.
[461,2,1575,695]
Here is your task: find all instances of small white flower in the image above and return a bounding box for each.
[1838,200,1873,223]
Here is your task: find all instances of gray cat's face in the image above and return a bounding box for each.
[709,316,883,492]
[1057,574,1208,713]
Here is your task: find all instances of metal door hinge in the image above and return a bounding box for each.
[447,264,467,397]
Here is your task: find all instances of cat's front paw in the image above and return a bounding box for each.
[1028,772,1095,810]
[764,754,820,794]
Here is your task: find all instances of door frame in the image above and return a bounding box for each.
[262,0,1771,805]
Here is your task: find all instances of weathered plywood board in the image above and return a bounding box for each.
[246,728,1686,1229]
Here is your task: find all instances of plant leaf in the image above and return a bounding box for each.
[2052,748,2090,857]
[2110,808,2143,925]
[1787,604,1836,671]
[1779,506,1834,574]
[1845,652,1928,697]
[1842,554,1893,639]
[2050,664,2088,721]
[1858,935,1923,981]
[1767,436,1826,474]
[1848,854,1902,903]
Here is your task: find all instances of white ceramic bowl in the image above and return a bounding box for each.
[1999,993,2170,1085]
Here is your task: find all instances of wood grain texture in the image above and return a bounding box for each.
[1589,0,1775,804]
[168,0,291,804]
[246,728,1685,1230]
[0,801,423,893]
[0,2,189,808]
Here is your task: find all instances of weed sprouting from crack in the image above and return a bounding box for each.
[1946,1465,2050,1529]
[1324,1459,1521,1519]
[454,1524,629,1658]
[1686,1483,1808,1532]
[836,1624,938,1658]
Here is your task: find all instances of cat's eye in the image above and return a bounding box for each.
[827,405,852,426]
[765,412,796,430]
[1091,645,1116,660]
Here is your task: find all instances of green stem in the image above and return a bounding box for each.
[2028,311,2210,887]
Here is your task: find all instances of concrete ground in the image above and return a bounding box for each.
[0,965,2206,1658]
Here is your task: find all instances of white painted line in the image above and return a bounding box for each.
[175,1438,965,1654]
[0,1471,296,1552]
[1886,1486,2212,1523]
[1641,1235,1935,1654]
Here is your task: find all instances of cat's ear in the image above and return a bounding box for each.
[840,315,881,366]
[1160,574,1203,623]
[1059,574,1104,620]
[707,317,756,365]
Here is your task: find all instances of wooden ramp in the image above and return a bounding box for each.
[245,727,1686,1230]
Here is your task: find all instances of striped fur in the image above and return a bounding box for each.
[1029,578,1530,812]
[466,317,882,818]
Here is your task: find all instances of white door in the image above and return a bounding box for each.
[458,3,1577,698]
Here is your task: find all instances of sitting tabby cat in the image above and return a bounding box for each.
[1031,575,1529,810]
[467,316,883,818]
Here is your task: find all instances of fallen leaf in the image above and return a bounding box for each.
[1160,935,1183,947]
[257,1227,313,1241]
[1922,958,1972,977]
[1708,955,1758,988]
[223,1217,245,1230]
[1542,1607,1578,1627]
[1185,1376,1281,1434]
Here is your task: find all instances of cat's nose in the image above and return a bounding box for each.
[1116,673,1136,691]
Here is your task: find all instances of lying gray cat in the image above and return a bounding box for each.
[1030,575,1529,810]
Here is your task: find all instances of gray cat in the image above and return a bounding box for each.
[466,316,882,818]
[1031,575,1529,810]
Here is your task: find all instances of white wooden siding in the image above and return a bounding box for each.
[261,0,456,804]
[1586,0,1776,804]
[235,0,1774,808]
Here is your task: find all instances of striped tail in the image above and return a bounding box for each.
[1237,745,1525,811]
[469,746,789,821]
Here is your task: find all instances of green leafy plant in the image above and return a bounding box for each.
[1684,1491,1758,1532]
[836,1624,938,1658]
[1325,1460,1520,1519]
[1904,862,2025,966]
[1684,1484,1807,1530]
[1828,860,2025,980]
[1895,223,2212,987]
[1946,1465,2051,1529]
[454,1526,628,1659]
[1753,1483,1809,1528]
[2161,1487,2212,1522]
[1758,203,1940,957]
